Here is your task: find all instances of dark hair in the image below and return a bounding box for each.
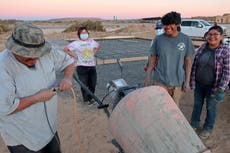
[161,11,181,25]
[208,25,223,35]
[77,26,89,38]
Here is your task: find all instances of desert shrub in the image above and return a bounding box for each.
[0,19,17,25]
[0,20,17,33]
[63,20,105,32]
[62,21,80,32]
[0,24,11,33]
[51,21,63,24]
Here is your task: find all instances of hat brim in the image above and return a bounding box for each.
[5,36,52,58]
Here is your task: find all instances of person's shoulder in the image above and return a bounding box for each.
[72,40,81,44]
[152,34,165,44]
[0,50,9,59]
[67,40,81,47]
[0,50,11,68]
[178,32,193,42]
[155,34,165,40]
[88,38,97,42]
[179,32,190,38]
[221,44,230,54]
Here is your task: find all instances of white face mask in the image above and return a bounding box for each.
[80,33,89,40]
[155,29,164,35]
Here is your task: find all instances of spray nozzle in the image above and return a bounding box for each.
[53,87,59,92]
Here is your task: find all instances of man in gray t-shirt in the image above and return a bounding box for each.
[145,11,195,106]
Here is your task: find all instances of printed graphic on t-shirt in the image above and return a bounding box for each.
[79,48,94,64]
[177,42,186,51]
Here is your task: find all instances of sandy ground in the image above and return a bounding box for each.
[0,21,230,153]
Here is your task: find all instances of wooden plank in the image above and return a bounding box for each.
[95,56,148,65]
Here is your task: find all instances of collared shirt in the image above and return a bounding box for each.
[190,43,230,91]
[0,49,74,151]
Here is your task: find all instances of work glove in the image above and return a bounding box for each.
[211,89,225,102]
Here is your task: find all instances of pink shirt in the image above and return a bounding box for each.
[67,38,99,66]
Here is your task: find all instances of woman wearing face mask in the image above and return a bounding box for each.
[155,21,164,36]
[64,26,100,105]
[190,25,230,139]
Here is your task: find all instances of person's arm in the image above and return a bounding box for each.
[58,62,75,91]
[145,55,157,86]
[11,89,57,114]
[144,56,150,72]
[93,45,100,54]
[217,49,230,90]
[183,56,193,92]
[63,47,77,58]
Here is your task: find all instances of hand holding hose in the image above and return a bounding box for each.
[58,78,72,91]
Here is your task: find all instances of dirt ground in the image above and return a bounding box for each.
[0,21,230,153]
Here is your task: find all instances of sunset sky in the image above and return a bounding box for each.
[1,0,229,20]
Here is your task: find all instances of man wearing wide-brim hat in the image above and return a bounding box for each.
[0,22,75,153]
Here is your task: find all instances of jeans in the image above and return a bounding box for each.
[76,66,97,102]
[191,82,221,132]
[7,132,61,153]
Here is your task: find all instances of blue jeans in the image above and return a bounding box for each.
[191,82,220,132]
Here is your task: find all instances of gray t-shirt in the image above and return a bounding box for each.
[150,32,194,86]
[195,46,215,85]
[0,49,74,151]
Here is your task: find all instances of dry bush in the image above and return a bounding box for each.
[63,20,105,32]
[0,19,17,25]
[0,24,11,33]
[0,20,18,33]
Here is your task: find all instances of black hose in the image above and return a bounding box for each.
[73,73,110,118]
[101,89,115,103]
[43,102,63,153]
